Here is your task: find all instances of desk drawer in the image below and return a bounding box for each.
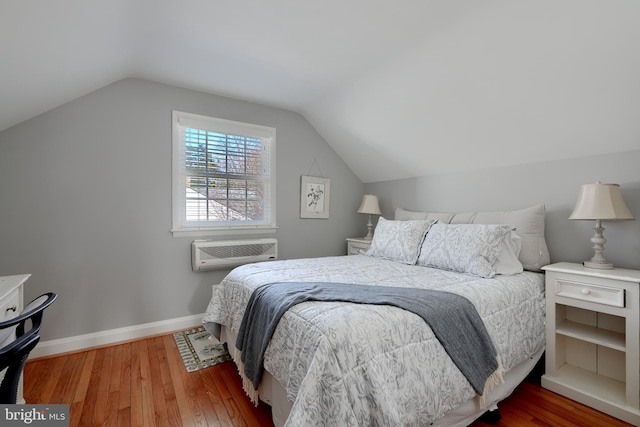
[0,290,20,322]
[555,279,624,307]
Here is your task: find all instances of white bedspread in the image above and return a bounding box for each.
[203,255,545,426]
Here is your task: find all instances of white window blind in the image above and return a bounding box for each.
[172,111,276,236]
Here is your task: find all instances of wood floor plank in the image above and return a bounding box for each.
[145,337,168,426]
[523,382,628,427]
[163,333,203,426]
[199,367,235,427]
[130,340,145,427]
[117,342,132,426]
[24,351,65,404]
[92,345,114,426]
[191,367,223,426]
[22,357,48,402]
[77,347,105,427]
[55,352,88,405]
[103,344,122,427]
[109,344,123,395]
[219,362,272,427]
[140,338,163,426]
[517,396,582,427]
[177,348,209,427]
[154,336,182,427]
[23,329,635,427]
[69,401,85,427]
[70,349,97,427]
[207,360,246,426]
[72,349,97,404]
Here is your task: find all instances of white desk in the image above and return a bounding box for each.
[0,274,30,404]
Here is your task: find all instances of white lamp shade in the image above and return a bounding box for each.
[357,195,381,215]
[569,183,635,221]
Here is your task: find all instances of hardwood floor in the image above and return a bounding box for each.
[24,330,633,427]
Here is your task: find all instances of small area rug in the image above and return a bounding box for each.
[173,326,232,372]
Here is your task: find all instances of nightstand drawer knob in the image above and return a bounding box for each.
[581,289,590,295]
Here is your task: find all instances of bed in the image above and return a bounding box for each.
[203,204,550,426]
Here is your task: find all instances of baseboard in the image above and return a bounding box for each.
[30,313,204,359]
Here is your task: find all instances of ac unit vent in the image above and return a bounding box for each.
[191,238,278,272]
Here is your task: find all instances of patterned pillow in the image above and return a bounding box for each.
[394,205,550,271]
[417,223,513,278]
[365,217,436,264]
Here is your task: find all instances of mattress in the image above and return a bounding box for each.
[203,255,546,426]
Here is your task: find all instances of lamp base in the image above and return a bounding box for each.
[583,260,614,270]
[363,214,374,240]
[582,219,614,270]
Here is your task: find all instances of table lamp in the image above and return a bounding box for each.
[357,195,381,240]
[569,182,635,269]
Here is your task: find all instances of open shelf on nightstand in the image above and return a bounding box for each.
[556,319,626,351]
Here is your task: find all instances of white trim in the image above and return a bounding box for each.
[171,110,277,237]
[30,313,204,359]
[171,226,277,238]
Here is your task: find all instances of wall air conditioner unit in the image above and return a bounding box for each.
[191,238,278,272]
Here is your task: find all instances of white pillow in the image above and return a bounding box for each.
[494,231,523,275]
[417,223,512,278]
[365,217,436,264]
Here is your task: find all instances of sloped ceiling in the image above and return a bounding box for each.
[2,1,639,182]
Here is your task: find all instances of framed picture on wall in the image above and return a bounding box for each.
[300,175,330,219]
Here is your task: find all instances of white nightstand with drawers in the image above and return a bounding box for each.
[0,274,29,404]
[541,262,640,425]
[346,238,371,256]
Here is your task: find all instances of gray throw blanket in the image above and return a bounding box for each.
[236,282,503,404]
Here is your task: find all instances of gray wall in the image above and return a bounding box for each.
[366,150,640,271]
[0,78,364,341]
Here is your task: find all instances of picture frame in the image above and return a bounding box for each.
[300,175,330,219]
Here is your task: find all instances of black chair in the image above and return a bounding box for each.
[0,292,57,403]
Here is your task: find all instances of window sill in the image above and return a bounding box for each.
[171,226,278,238]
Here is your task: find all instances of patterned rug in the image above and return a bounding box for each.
[173,326,232,372]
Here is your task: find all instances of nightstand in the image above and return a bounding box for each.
[541,262,640,425]
[346,238,371,256]
[0,274,29,404]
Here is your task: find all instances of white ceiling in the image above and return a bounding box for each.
[2,1,639,182]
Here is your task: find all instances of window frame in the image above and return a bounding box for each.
[171,110,277,237]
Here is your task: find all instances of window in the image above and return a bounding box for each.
[172,111,276,237]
